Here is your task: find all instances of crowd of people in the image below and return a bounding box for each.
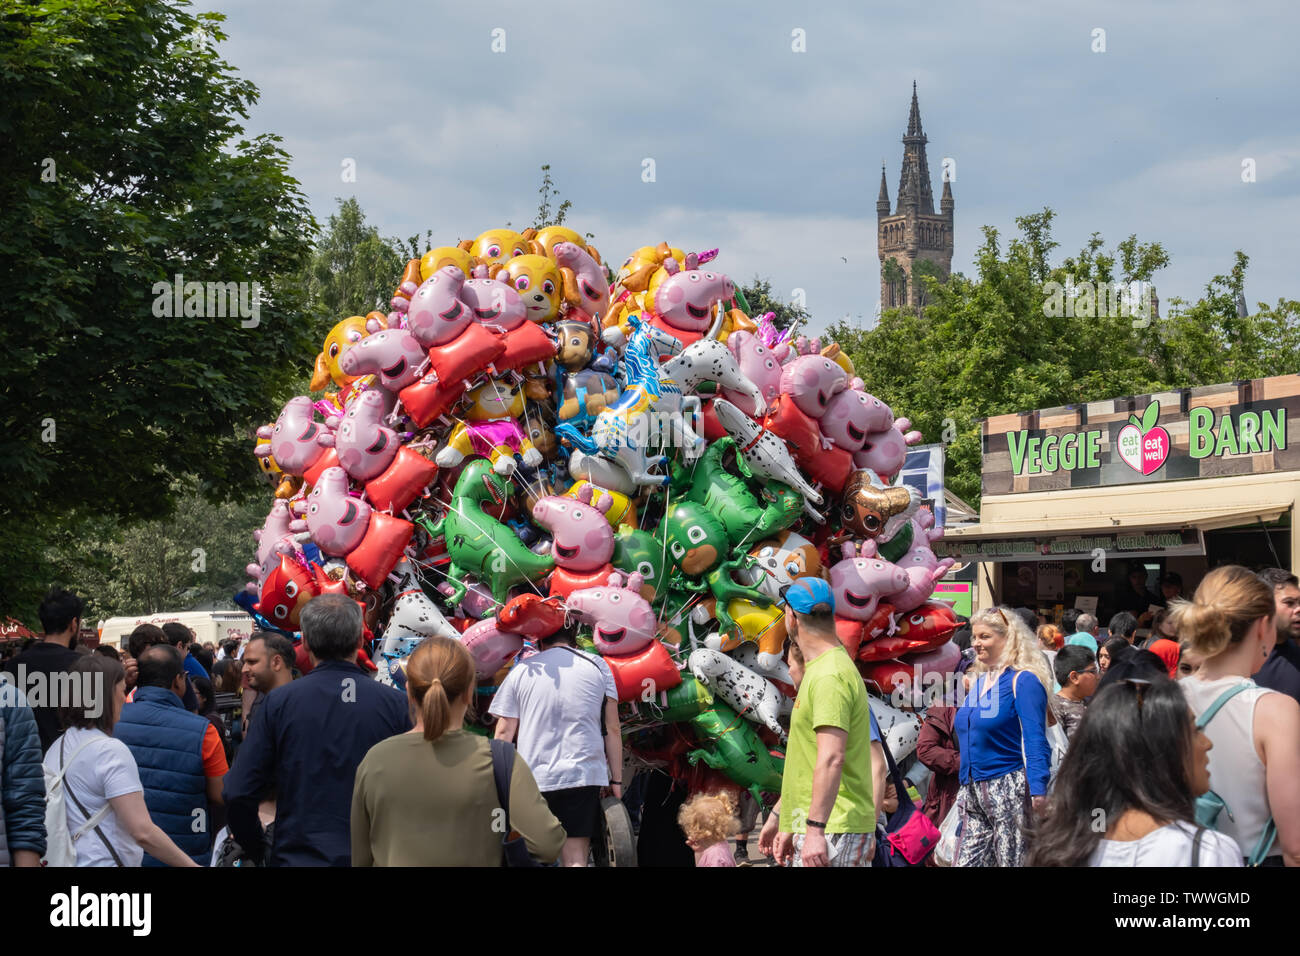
[1,560,1298,868]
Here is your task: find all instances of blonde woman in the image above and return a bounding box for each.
[350,637,565,866]
[954,607,1054,866]
[1171,566,1300,866]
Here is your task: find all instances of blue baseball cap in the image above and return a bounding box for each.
[780,577,835,615]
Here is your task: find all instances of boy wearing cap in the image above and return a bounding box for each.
[759,578,876,867]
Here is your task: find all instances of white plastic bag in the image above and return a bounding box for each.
[933,790,965,867]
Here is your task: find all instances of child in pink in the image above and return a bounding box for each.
[678,791,741,867]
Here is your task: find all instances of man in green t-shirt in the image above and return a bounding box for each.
[760,577,876,867]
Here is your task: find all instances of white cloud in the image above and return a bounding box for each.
[212,0,1299,327]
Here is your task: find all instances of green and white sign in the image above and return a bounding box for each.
[982,377,1299,495]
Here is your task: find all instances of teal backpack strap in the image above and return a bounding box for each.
[1247,818,1278,867]
[1195,683,1251,730]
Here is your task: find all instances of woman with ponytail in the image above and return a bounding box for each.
[952,606,1055,866]
[1172,566,1300,866]
[350,637,565,866]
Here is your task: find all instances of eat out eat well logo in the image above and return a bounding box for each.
[1116,401,1170,475]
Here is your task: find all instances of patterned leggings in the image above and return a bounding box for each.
[954,768,1030,867]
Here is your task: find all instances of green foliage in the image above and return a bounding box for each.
[51,479,270,620]
[0,0,317,618]
[533,163,572,230]
[830,209,1299,507]
[1142,253,1300,386]
[738,276,811,334]
[301,197,406,323]
[911,258,946,308]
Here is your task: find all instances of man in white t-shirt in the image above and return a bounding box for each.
[491,631,621,867]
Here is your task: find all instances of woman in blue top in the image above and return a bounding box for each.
[954,606,1053,866]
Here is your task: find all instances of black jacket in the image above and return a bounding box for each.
[222,660,410,866]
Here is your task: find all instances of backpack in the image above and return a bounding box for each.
[1193,683,1277,866]
[42,733,125,867]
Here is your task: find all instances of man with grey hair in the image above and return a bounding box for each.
[1065,613,1100,654]
[222,595,409,866]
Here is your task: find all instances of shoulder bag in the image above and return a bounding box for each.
[872,737,941,867]
[489,737,544,867]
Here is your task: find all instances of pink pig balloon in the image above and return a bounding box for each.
[261,396,327,477]
[250,500,292,572]
[779,353,848,419]
[462,277,527,330]
[460,617,525,680]
[829,540,908,622]
[319,389,399,482]
[305,466,372,556]
[821,379,895,452]
[652,262,735,333]
[566,572,657,656]
[339,328,427,391]
[853,417,924,480]
[891,510,955,614]
[531,485,614,571]
[245,500,300,591]
[720,330,790,416]
[405,266,474,347]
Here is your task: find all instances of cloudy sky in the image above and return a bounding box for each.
[216,0,1298,337]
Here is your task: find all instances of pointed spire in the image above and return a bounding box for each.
[907,80,924,138]
[897,84,934,215]
[877,163,891,217]
[941,175,954,217]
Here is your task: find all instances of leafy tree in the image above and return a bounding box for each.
[829,209,1298,507]
[738,276,812,335]
[0,0,317,618]
[1143,253,1300,387]
[302,197,406,323]
[52,479,269,620]
[33,197,409,624]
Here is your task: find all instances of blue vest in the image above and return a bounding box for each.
[115,686,211,866]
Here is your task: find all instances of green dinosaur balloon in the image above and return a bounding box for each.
[687,701,785,799]
[418,459,553,611]
[658,500,769,637]
[670,437,801,549]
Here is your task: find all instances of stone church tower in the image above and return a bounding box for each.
[878,83,953,310]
